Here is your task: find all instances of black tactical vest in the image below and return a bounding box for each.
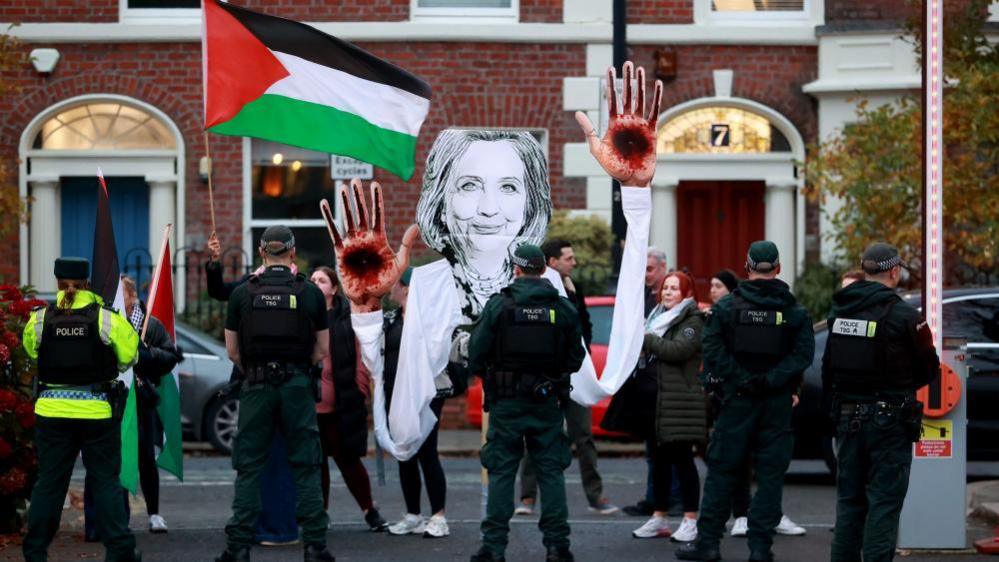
[827,299,910,394]
[729,293,793,374]
[239,272,314,365]
[493,291,561,375]
[38,303,117,385]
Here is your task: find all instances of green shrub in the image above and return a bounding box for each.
[795,262,841,322]
[546,211,614,296]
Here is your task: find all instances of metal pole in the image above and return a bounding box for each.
[610,0,627,275]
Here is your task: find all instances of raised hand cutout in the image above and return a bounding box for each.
[575,61,664,188]
[321,178,420,312]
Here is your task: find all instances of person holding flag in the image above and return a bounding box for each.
[21,257,141,562]
[120,275,184,533]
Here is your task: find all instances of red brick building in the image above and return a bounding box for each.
[4,0,981,427]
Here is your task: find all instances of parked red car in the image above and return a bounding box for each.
[465,295,625,437]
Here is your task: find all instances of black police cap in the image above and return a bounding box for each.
[54,257,89,280]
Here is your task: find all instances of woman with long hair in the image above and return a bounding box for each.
[310,266,387,531]
[631,271,706,543]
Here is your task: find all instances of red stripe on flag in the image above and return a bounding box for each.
[203,0,289,129]
[149,241,175,341]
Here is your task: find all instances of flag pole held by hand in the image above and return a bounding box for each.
[203,131,217,236]
[141,223,173,342]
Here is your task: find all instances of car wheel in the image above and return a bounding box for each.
[205,396,239,455]
[823,435,838,478]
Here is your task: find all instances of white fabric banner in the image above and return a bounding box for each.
[568,186,651,405]
[355,185,650,459]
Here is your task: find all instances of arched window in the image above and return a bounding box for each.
[32,102,176,150]
[657,106,791,154]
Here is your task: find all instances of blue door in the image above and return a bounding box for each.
[60,176,152,292]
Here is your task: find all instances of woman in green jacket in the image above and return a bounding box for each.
[631,271,706,544]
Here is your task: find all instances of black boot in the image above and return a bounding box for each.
[674,541,721,561]
[304,543,335,562]
[546,545,575,562]
[470,546,506,562]
[365,507,388,532]
[215,547,250,562]
[748,551,774,562]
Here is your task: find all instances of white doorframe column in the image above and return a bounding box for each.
[147,178,177,255]
[28,178,60,293]
[765,179,797,283]
[650,176,679,265]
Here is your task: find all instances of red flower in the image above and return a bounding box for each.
[2,332,18,350]
[0,390,16,411]
[14,402,34,429]
[0,438,11,460]
[0,344,9,364]
[0,467,28,495]
[0,285,22,302]
[26,299,48,310]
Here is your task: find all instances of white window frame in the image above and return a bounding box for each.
[242,138,347,263]
[119,0,200,24]
[410,0,519,23]
[695,0,816,24]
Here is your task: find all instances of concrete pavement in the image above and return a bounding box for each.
[3,456,998,562]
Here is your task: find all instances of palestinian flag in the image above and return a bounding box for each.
[202,0,432,180]
[145,237,184,482]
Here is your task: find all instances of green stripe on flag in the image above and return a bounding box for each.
[156,373,184,480]
[210,93,419,180]
[119,381,139,494]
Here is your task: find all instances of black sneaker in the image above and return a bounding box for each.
[214,547,250,562]
[546,545,575,562]
[674,541,721,561]
[364,508,388,532]
[622,499,654,517]
[469,547,506,562]
[304,543,335,562]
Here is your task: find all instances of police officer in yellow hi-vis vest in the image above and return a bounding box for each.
[22,257,141,562]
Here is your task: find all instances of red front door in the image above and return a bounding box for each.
[676,181,765,295]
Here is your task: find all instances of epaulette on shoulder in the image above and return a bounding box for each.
[102,305,119,313]
[32,304,47,312]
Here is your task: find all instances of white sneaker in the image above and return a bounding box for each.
[631,516,672,539]
[148,514,168,533]
[423,514,450,538]
[514,500,535,516]
[671,517,697,543]
[730,516,748,537]
[388,513,425,535]
[776,515,806,536]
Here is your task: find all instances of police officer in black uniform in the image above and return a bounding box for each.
[468,244,586,562]
[22,258,141,562]
[824,242,940,562]
[216,225,334,562]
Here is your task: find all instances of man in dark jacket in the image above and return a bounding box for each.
[824,243,939,562]
[516,240,617,516]
[468,244,586,562]
[677,241,814,562]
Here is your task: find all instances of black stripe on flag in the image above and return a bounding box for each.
[216,1,432,101]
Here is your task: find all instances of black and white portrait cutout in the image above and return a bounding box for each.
[417,129,552,322]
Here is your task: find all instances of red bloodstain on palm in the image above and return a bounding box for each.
[575,61,663,187]
[338,235,395,300]
[321,179,419,312]
[609,119,655,173]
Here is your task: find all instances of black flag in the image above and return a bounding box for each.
[90,170,121,306]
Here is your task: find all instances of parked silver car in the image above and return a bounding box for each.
[175,322,238,454]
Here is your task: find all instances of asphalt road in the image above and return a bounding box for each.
[6,457,997,562]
